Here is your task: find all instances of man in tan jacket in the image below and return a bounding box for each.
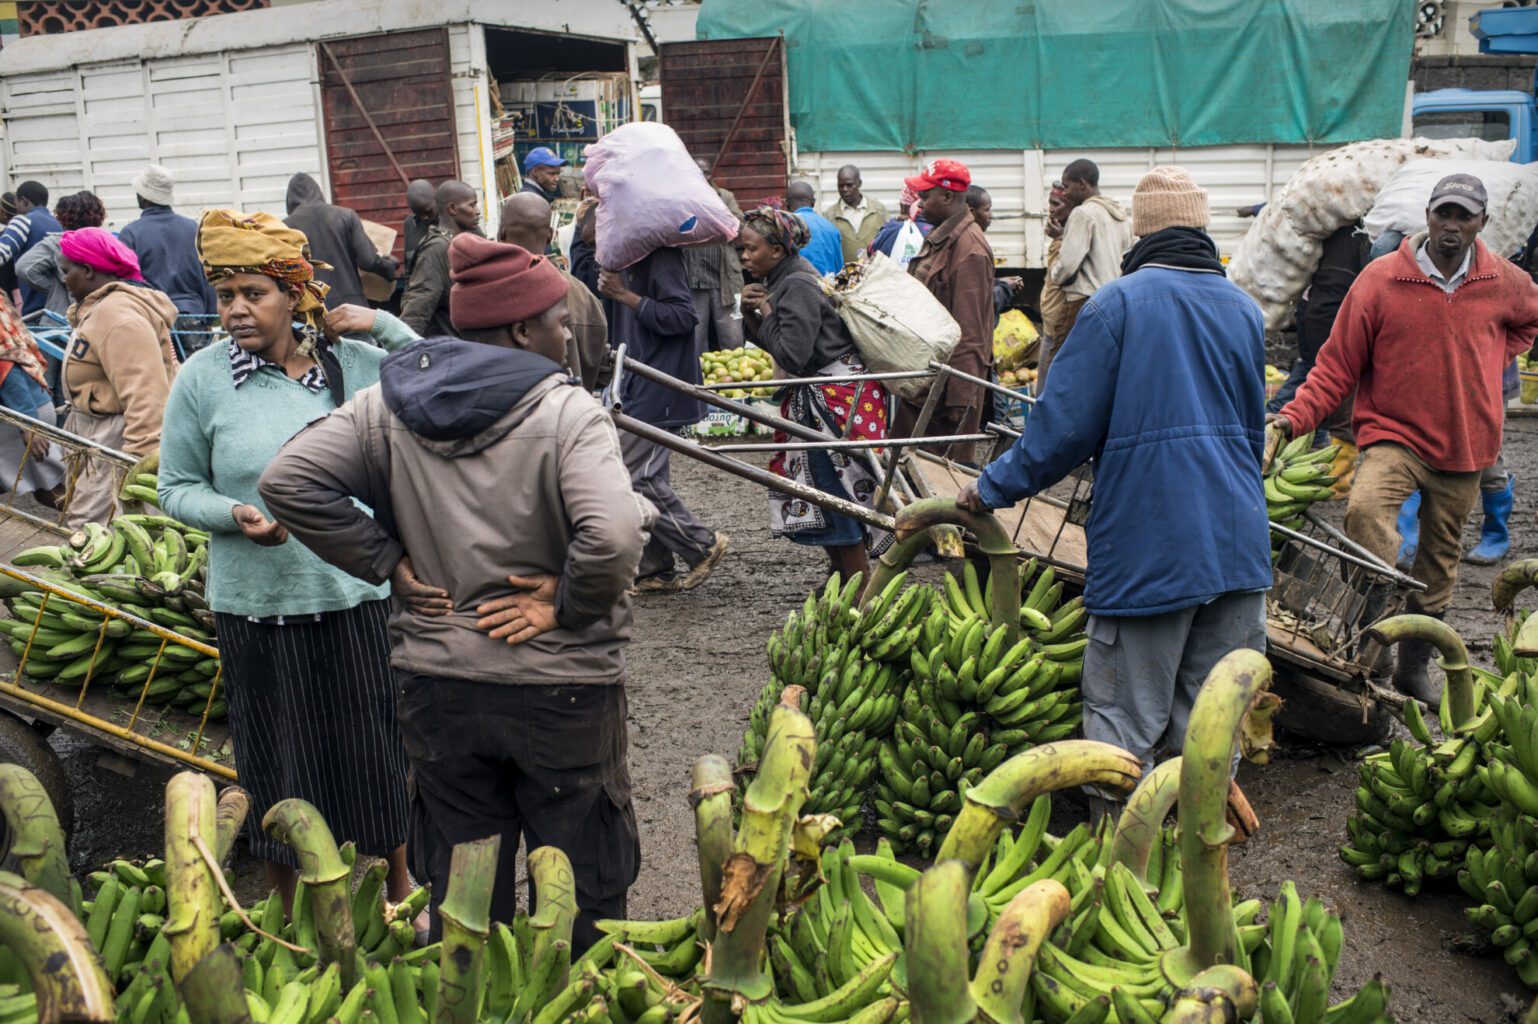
[1049,159,1133,342]
[260,235,654,949]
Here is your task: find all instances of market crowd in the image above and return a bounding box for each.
[1,138,1533,945]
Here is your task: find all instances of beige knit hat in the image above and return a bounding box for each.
[132,164,176,206]
[1132,166,1209,236]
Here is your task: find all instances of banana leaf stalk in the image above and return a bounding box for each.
[1108,758,1258,885]
[212,787,250,865]
[967,880,1071,1024]
[934,740,1142,871]
[1367,614,1476,729]
[164,772,223,984]
[691,755,736,944]
[261,797,358,988]
[435,835,501,1024]
[1165,649,1272,985]
[527,846,578,995]
[0,764,76,914]
[701,700,816,1024]
[1492,558,1538,656]
[905,861,976,1024]
[860,498,1021,645]
[0,870,115,1023]
[178,943,254,1024]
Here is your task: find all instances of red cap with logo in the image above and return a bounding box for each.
[904,158,971,193]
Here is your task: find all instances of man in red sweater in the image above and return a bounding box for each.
[1272,174,1538,702]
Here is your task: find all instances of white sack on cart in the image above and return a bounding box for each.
[1231,136,1515,329]
[583,122,740,270]
[1364,159,1538,258]
[826,252,960,401]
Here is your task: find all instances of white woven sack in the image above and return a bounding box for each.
[827,253,960,400]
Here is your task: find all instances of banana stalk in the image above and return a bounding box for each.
[527,846,578,994]
[861,497,1021,646]
[934,740,1142,871]
[1109,758,1257,884]
[1164,964,1259,1024]
[261,797,358,988]
[178,943,254,1024]
[0,764,76,914]
[435,835,501,1024]
[1164,649,1271,985]
[692,754,736,944]
[701,699,816,1023]
[213,787,250,865]
[1367,614,1476,729]
[0,870,115,1023]
[164,772,223,985]
[905,860,976,1024]
[968,880,1071,1024]
[1492,558,1538,656]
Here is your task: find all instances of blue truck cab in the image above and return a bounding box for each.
[1410,7,1538,164]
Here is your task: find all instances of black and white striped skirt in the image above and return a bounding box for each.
[215,600,409,866]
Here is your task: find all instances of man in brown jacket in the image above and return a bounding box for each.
[498,192,610,390]
[259,235,654,949]
[893,158,996,463]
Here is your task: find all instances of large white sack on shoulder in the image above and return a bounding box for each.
[1364,159,1538,256]
[1280,136,1515,239]
[1229,203,1321,330]
[583,122,740,270]
[828,253,961,400]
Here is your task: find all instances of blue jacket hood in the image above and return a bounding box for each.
[380,338,564,444]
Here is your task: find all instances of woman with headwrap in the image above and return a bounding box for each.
[739,207,890,579]
[55,226,179,527]
[156,210,413,917]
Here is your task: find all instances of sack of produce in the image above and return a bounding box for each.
[825,253,960,400]
[1364,158,1538,258]
[582,122,740,270]
[992,308,1039,373]
[1231,136,1515,329]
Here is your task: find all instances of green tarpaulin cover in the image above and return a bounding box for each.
[696,0,1414,151]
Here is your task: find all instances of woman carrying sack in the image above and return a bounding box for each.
[157,210,414,918]
[55,227,179,527]
[740,208,890,579]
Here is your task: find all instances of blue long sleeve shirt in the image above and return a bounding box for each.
[977,267,1272,617]
[118,206,217,316]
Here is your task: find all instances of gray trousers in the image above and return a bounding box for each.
[619,432,713,578]
[692,288,743,354]
[1081,591,1267,770]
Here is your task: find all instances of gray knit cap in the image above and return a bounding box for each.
[132,164,175,206]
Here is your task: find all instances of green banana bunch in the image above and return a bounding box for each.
[1264,433,1339,533]
[741,571,917,838]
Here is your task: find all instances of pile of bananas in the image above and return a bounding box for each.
[6,513,219,714]
[739,572,919,834]
[872,560,1085,856]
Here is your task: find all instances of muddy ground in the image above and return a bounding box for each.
[46,411,1538,1023]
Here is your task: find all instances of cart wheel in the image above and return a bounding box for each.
[1270,667,1392,746]
[0,710,74,859]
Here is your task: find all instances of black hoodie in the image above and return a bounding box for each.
[283,173,396,310]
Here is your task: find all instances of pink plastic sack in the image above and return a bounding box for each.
[583,122,739,270]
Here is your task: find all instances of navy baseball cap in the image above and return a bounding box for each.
[1429,173,1487,214]
[523,147,568,173]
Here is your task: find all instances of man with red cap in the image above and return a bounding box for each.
[260,233,654,950]
[893,158,996,462]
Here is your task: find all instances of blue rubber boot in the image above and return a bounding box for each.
[1396,491,1420,572]
[1465,476,1515,565]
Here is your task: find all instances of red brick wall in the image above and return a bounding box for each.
[18,0,268,37]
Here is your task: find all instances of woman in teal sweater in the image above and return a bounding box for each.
[159,210,414,914]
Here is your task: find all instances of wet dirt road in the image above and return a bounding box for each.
[49,412,1538,1023]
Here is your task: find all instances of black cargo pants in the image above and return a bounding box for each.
[395,674,640,950]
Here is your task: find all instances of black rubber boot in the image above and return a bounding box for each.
[1391,611,1443,705]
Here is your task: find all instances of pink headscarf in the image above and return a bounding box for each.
[59,227,143,282]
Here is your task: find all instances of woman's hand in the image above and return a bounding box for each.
[597,270,642,309]
[232,504,288,546]
[325,304,378,337]
[740,283,770,317]
[474,574,560,645]
[391,556,453,616]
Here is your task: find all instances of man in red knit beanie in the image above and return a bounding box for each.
[1271,174,1538,702]
[260,236,655,949]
